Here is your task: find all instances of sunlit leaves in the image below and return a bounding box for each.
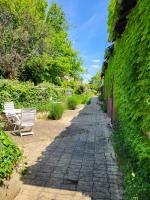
[0,129,22,183]
[105,0,150,198]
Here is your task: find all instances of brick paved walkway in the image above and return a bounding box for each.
[15,97,124,200]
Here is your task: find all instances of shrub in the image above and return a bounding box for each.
[67,96,79,110]
[81,95,91,105]
[81,95,89,104]
[87,98,91,105]
[0,79,66,112]
[0,129,22,183]
[48,103,64,120]
[37,102,52,112]
[75,85,85,94]
[101,102,107,113]
[98,95,104,102]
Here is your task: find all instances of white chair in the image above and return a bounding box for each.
[4,102,15,114]
[4,102,16,127]
[14,108,36,136]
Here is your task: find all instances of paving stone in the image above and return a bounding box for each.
[14,97,124,200]
[61,183,77,191]
[45,178,63,188]
[92,191,110,199]
[77,181,93,192]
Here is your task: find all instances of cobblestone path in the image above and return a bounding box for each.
[15,97,124,200]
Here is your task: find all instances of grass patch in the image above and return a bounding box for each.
[67,96,80,110]
[37,102,52,112]
[81,95,91,105]
[48,103,64,120]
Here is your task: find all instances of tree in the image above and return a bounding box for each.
[46,2,67,32]
[0,1,83,85]
[0,0,48,79]
[45,2,83,85]
[89,71,102,93]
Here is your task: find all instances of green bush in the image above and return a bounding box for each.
[81,95,89,104]
[0,129,22,183]
[37,102,52,112]
[98,95,104,102]
[81,95,91,105]
[67,96,79,110]
[0,80,66,112]
[101,102,107,113]
[48,103,64,120]
[75,85,85,94]
[87,98,91,105]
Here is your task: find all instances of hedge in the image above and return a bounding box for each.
[0,79,66,112]
[105,0,150,199]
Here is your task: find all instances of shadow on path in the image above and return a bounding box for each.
[20,97,123,200]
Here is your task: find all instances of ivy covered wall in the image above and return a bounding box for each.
[104,0,150,199]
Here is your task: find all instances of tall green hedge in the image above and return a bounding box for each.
[0,79,66,112]
[105,0,150,199]
[107,0,119,41]
[0,129,22,183]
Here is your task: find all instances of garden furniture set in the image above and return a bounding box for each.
[3,102,36,136]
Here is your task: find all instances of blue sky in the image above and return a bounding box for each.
[48,0,110,82]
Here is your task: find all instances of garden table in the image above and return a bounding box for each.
[14,109,22,114]
[3,109,21,115]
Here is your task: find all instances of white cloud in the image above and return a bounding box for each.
[92,59,101,63]
[74,14,99,40]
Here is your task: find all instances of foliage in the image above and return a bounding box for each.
[89,71,102,93]
[0,1,83,85]
[81,94,92,105]
[104,44,114,60]
[0,129,22,183]
[67,95,79,110]
[86,98,91,105]
[18,55,48,85]
[46,2,67,32]
[113,129,150,200]
[75,84,85,95]
[98,95,104,102]
[107,0,120,41]
[107,0,137,41]
[0,79,66,112]
[48,103,64,120]
[0,0,48,80]
[101,102,107,113]
[42,2,83,85]
[101,61,108,77]
[37,102,52,112]
[105,0,150,198]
